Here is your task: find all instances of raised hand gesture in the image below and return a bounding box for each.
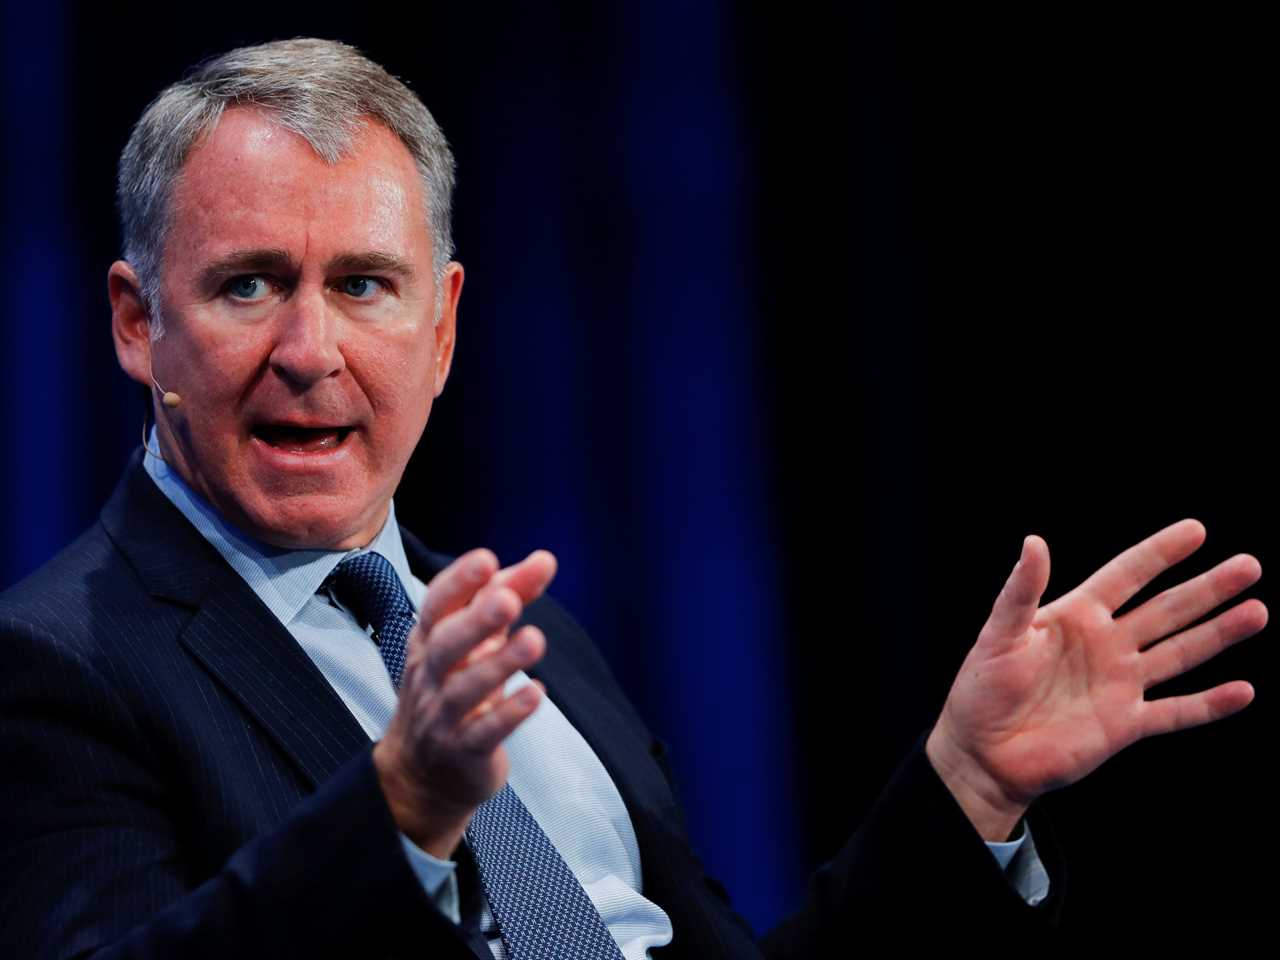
[926,520,1266,840]
[374,548,557,858]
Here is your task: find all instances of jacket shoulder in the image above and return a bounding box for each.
[0,519,162,662]
[1,519,143,607]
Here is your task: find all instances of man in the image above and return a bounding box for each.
[0,38,1266,957]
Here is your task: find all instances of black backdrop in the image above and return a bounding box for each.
[0,0,1271,938]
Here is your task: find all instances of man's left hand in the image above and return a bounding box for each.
[926,519,1267,840]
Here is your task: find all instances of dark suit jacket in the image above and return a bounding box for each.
[0,453,1062,958]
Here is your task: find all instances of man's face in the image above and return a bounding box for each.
[115,107,461,549]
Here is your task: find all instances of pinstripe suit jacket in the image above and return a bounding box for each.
[0,453,1061,959]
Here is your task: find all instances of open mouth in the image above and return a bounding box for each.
[252,424,354,454]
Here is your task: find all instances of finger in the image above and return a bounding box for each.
[1122,553,1262,649]
[436,627,546,729]
[458,632,542,721]
[492,550,558,605]
[454,634,507,674]
[419,549,500,628]
[422,584,522,680]
[463,685,505,720]
[453,624,545,678]
[1078,519,1206,613]
[1141,680,1255,738]
[1141,599,1268,689]
[425,554,555,679]
[982,535,1051,648]
[459,683,543,755]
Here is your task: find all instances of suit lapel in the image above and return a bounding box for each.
[101,453,371,790]
[178,592,372,789]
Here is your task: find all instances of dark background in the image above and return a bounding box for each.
[1,0,1271,937]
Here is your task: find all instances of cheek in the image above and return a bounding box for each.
[168,324,272,401]
[351,339,437,419]
[205,345,257,389]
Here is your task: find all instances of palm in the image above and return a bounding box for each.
[946,604,1145,800]
[932,520,1265,824]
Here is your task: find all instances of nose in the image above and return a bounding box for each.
[268,288,345,388]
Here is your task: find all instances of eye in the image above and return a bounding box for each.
[226,275,274,302]
[339,276,385,299]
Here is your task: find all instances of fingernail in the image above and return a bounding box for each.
[518,685,540,706]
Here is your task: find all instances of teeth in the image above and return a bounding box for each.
[286,431,339,452]
[259,427,347,452]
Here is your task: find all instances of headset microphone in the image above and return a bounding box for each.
[143,375,181,461]
[152,377,182,408]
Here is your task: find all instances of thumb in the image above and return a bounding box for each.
[982,535,1051,648]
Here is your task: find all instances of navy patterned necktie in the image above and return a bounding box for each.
[326,552,625,960]
[327,552,413,687]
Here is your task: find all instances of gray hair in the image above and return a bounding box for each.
[118,38,456,325]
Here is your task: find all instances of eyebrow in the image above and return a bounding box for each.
[196,249,296,295]
[326,252,418,281]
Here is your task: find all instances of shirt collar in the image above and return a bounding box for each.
[142,431,416,625]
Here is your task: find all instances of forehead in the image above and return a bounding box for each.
[165,107,430,269]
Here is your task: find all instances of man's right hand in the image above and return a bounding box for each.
[372,548,557,858]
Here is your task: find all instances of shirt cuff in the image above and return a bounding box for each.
[984,821,1050,906]
[399,834,462,923]
[984,821,1026,871]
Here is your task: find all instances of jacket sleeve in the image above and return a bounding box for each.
[0,617,465,960]
[758,734,1066,955]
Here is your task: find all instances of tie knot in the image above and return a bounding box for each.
[327,551,414,637]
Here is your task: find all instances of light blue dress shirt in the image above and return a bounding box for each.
[143,437,1046,957]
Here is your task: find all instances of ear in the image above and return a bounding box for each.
[109,261,155,388]
[432,260,464,397]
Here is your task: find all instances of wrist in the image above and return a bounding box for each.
[926,721,1028,842]
[373,740,471,859]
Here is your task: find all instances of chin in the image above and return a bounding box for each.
[238,498,387,551]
